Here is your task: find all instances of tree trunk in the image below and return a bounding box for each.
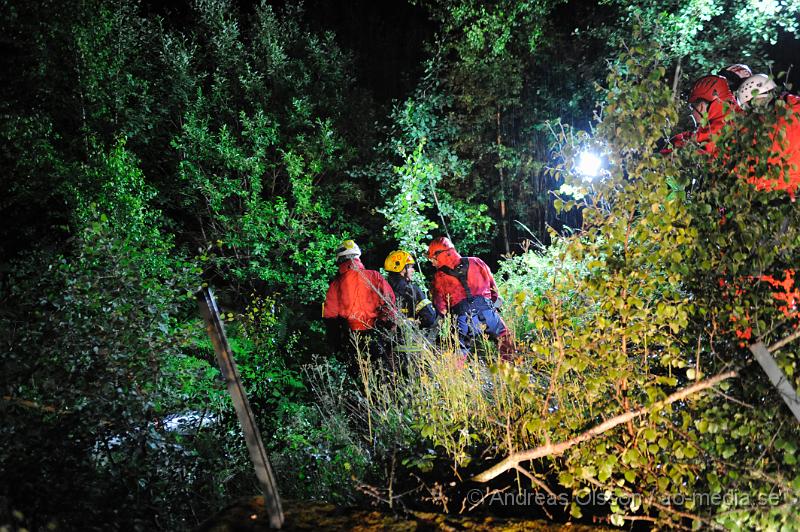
[497,110,510,254]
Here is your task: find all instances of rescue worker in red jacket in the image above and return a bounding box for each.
[661,74,741,155]
[687,74,741,154]
[735,73,800,199]
[323,239,396,368]
[428,237,514,358]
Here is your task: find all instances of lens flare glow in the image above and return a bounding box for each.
[576,151,602,179]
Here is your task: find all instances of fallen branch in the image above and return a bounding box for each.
[471,370,738,483]
[769,328,800,353]
[514,465,556,519]
[513,465,557,499]
[709,387,754,409]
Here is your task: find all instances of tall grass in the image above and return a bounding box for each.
[302,242,590,498]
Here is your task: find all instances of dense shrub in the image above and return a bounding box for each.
[0,200,207,528]
[317,37,800,529]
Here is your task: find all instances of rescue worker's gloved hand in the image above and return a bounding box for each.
[417,302,438,329]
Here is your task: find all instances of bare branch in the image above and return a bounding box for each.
[458,486,509,514]
[769,328,800,353]
[709,388,755,409]
[513,465,557,499]
[471,370,738,483]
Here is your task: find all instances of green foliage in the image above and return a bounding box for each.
[382,0,599,250]
[1,2,380,526]
[508,35,799,528]
[2,0,376,305]
[71,0,156,142]
[0,209,208,529]
[615,0,800,75]
[673,85,800,529]
[358,32,800,528]
[168,2,370,303]
[270,360,371,503]
[400,0,800,252]
[5,0,800,528]
[434,191,496,256]
[419,0,562,106]
[495,239,588,338]
[71,139,180,277]
[174,100,345,301]
[377,79,495,256]
[379,139,440,257]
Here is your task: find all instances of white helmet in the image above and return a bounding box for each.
[736,74,777,109]
[335,239,361,261]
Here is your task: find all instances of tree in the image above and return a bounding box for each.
[0,144,219,530]
[363,32,799,529]
[474,36,800,528]
[397,0,800,256]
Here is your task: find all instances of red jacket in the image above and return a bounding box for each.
[695,119,728,155]
[660,122,725,155]
[747,93,800,199]
[670,97,800,198]
[431,249,499,315]
[323,258,396,331]
[662,104,739,156]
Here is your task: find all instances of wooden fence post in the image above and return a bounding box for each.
[198,287,284,528]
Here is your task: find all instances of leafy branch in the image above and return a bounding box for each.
[472,369,738,483]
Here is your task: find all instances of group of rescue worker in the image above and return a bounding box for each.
[672,64,800,344]
[322,237,513,372]
[321,64,800,375]
[665,64,800,196]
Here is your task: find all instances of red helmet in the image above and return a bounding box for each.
[688,75,735,105]
[723,64,752,80]
[428,236,455,259]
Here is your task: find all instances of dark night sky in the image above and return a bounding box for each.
[297,0,436,103]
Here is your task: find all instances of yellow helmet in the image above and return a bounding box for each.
[384,250,415,273]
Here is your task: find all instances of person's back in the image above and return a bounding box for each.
[431,254,497,315]
[326,257,394,330]
[323,240,396,374]
[735,75,800,199]
[765,93,800,198]
[428,237,513,357]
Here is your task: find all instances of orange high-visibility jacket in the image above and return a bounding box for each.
[323,258,396,331]
[749,94,800,199]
